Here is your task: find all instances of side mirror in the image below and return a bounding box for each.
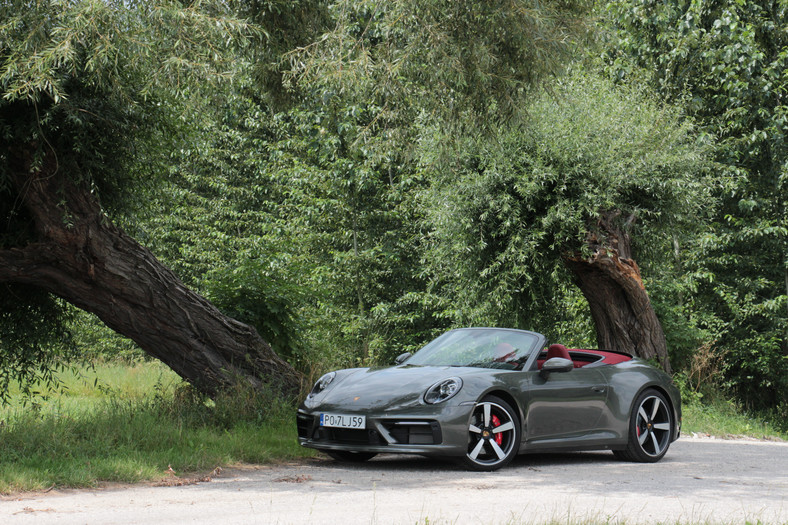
[539,357,573,379]
[394,352,412,365]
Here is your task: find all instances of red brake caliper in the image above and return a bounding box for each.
[492,415,503,445]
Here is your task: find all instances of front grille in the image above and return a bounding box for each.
[314,427,387,446]
[326,428,369,444]
[382,420,442,445]
[298,414,442,446]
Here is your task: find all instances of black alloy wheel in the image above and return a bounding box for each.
[614,388,673,462]
[462,395,520,471]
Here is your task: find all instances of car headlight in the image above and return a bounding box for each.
[308,372,336,398]
[424,377,463,404]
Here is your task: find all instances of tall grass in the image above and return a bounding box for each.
[0,361,313,494]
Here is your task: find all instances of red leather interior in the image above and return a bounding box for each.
[546,343,571,360]
[536,346,632,369]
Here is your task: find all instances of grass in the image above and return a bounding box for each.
[1,361,784,494]
[0,360,314,494]
[681,399,787,440]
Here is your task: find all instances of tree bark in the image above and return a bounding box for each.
[563,212,672,373]
[1,144,302,398]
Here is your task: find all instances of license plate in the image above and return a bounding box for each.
[319,413,366,429]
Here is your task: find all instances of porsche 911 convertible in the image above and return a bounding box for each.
[297,327,681,470]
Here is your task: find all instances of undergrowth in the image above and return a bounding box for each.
[673,343,787,439]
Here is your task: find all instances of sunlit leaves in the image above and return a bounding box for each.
[1,0,253,103]
[287,0,592,128]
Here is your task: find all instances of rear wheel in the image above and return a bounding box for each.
[461,395,520,471]
[614,389,673,462]
[325,450,377,462]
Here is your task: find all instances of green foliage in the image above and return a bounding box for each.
[1,0,252,206]
[0,285,76,404]
[141,90,307,359]
[236,0,330,104]
[1,0,251,102]
[421,71,714,344]
[602,0,788,409]
[288,0,592,127]
[203,260,302,359]
[263,104,443,366]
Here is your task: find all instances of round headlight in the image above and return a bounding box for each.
[308,371,336,398]
[424,377,463,404]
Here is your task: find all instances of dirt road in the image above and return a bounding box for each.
[3,437,787,524]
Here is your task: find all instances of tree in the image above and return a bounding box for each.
[422,72,715,372]
[276,0,594,362]
[602,0,788,407]
[0,0,299,398]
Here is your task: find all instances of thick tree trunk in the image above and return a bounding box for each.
[0,145,302,398]
[563,212,672,373]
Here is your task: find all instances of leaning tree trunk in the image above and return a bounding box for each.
[0,145,302,398]
[563,212,672,374]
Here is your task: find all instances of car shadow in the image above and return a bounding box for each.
[202,450,681,498]
[308,449,620,473]
[513,450,620,468]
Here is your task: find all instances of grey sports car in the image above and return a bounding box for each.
[297,327,681,471]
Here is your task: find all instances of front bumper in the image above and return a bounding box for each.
[297,405,472,457]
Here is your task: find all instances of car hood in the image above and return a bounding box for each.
[308,365,467,411]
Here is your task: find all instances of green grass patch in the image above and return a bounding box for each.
[0,361,314,494]
[681,399,787,441]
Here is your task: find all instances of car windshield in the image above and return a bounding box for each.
[405,328,539,370]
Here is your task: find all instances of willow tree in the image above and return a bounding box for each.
[274,0,594,361]
[0,0,301,397]
[423,73,716,372]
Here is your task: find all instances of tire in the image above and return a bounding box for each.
[461,395,521,471]
[325,450,377,462]
[614,388,673,463]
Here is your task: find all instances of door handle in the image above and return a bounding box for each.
[592,386,606,393]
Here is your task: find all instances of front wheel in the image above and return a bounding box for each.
[461,395,520,471]
[325,450,377,462]
[614,389,673,463]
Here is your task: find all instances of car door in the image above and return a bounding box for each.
[521,367,609,443]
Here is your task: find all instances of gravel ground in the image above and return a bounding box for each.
[2,437,787,524]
